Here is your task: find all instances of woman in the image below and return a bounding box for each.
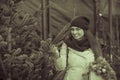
[51,16,116,80]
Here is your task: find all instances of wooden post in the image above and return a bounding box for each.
[116,17,120,55]
[93,0,100,38]
[93,0,97,35]
[41,0,50,40]
[108,0,113,62]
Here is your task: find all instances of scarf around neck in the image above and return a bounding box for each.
[64,35,90,52]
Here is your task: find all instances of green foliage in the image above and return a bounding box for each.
[0,0,55,80]
[90,57,117,80]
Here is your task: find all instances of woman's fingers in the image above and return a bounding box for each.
[50,44,57,52]
[50,44,59,58]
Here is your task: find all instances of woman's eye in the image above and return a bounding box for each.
[70,27,82,32]
[70,28,74,31]
[76,28,81,31]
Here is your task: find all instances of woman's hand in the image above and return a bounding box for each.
[50,44,60,58]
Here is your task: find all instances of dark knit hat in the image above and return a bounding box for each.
[70,16,90,30]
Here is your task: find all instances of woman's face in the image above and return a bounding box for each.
[70,26,85,40]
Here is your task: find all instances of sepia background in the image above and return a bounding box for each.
[0,0,120,80]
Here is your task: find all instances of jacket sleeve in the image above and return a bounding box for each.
[54,42,67,71]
